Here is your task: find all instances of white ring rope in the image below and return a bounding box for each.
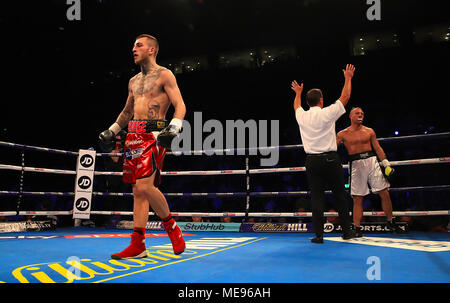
[1,157,449,176]
[2,185,449,198]
[1,131,450,156]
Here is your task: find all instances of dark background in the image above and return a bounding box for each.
[0,0,449,230]
[1,0,449,147]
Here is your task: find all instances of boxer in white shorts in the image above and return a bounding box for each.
[350,151,390,196]
[337,107,397,236]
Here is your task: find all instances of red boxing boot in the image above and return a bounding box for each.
[162,216,185,255]
[111,230,147,260]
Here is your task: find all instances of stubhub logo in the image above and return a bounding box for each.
[183,223,225,231]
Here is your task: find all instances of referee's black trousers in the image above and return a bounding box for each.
[305,152,351,237]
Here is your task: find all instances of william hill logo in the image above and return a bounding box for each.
[252,223,286,232]
[250,223,308,232]
[11,249,198,283]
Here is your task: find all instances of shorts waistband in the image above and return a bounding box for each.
[349,150,376,162]
[128,120,167,133]
[306,151,337,157]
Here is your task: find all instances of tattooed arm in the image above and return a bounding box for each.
[336,130,345,146]
[115,78,135,128]
[162,70,186,120]
[99,78,135,143]
[155,69,186,149]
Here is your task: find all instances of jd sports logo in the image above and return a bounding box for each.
[324,223,334,232]
[80,155,94,168]
[77,176,92,189]
[75,198,90,211]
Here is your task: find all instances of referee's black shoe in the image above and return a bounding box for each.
[311,236,324,244]
[353,224,363,237]
[342,229,356,240]
[386,218,401,233]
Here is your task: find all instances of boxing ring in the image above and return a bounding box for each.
[0,132,449,283]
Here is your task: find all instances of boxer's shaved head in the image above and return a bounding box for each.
[350,107,363,115]
[350,107,364,124]
[135,34,159,57]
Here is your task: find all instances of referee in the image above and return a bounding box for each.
[291,64,356,243]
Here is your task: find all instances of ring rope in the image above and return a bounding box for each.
[2,185,450,198]
[0,164,76,175]
[86,210,450,217]
[1,157,449,176]
[1,132,449,157]
[0,141,79,156]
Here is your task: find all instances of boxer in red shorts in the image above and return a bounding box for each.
[99,34,186,259]
[123,120,168,186]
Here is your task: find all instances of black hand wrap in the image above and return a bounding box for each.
[116,130,128,142]
[99,129,115,152]
[157,125,179,150]
[98,129,128,152]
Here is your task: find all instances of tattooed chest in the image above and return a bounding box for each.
[132,70,163,96]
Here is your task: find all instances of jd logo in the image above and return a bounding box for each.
[80,155,94,168]
[323,223,334,233]
[77,176,92,189]
[75,198,90,211]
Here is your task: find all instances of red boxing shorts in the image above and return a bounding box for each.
[122,121,167,186]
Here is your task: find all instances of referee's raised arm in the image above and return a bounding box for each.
[338,64,356,107]
[291,80,304,111]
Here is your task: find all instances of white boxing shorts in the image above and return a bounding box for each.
[349,151,390,196]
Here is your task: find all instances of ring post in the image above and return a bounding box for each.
[72,149,96,222]
[16,148,25,216]
[244,157,250,222]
